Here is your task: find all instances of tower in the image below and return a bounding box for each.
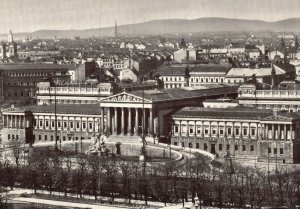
[0,42,7,59]
[114,20,118,38]
[8,30,13,44]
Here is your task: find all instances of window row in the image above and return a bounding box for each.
[190,77,224,83]
[174,125,257,136]
[35,120,98,130]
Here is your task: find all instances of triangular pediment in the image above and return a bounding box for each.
[262,115,293,122]
[2,106,25,113]
[100,92,152,103]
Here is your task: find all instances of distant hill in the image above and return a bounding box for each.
[2,17,300,40]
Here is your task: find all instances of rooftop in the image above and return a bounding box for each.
[226,67,284,78]
[129,84,238,102]
[172,107,300,121]
[26,104,101,115]
[0,63,73,71]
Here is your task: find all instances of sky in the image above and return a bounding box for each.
[1,0,300,34]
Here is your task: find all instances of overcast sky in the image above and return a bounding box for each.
[1,0,300,34]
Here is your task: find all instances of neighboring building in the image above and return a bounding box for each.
[173,49,196,63]
[0,64,71,105]
[238,81,300,112]
[1,104,103,145]
[0,30,18,59]
[18,49,60,60]
[157,65,189,89]
[74,61,102,82]
[169,106,300,163]
[189,64,230,86]
[119,68,138,82]
[268,50,285,60]
[36,82,117,105]
[225,66,286,84]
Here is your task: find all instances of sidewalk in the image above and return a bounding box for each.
[8,188,167,209]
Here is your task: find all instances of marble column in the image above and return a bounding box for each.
[278,124,281,140]
[128,108,132,135]
[101,107,104,134]
[107,108,111,134]
[187,121,189,138]
[149,108,153,136]
[194,121,196,138]
[248,123,250,138]
[290,124,293,140]
[179,120,182,137]
[114,108,118,134]
[121,107,125,135]
[201,121,204,138]
[135,108,139,135]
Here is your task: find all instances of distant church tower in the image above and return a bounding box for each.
[114,20,118,38]
[8,30,14,43]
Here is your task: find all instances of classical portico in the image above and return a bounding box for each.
[99,92,158,137]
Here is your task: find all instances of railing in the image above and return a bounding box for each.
[240,90,300,99]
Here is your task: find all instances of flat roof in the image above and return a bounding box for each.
[0,64,73,71]
[172,107,300,121]
[129,84,238,102]
[25,104,101,115]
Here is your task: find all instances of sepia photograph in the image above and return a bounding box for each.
[1,0,300,208]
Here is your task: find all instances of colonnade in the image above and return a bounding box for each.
[264,123,295,140]
[3,114,26,128]
[102,107,157,137]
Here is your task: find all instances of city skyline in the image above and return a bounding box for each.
[1,0,300,34]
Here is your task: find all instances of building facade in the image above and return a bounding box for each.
[170,107,300,163]
[1,104,103,145]
[0,64,72,105]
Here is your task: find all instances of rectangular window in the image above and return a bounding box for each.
[204,143,208,151]
[189,128,193,134]
[8,134,10,140]
[44,135,47,141]
[51,135,54,141]
[197,127,201,134]
[226,144,230,151]
[251,128,255,136]
[205,128,209,134]
[39,120,43,127]
[174,142,178,146]
[268,147,271,154]
[235,144,238,151]
[63,136,66,141]
[242,145,246,151]
[189,143,192,148]
[274,148,277,155]
[12,135,15,140]
[45,121,49,127]
[70,122,73,129]
[64,121,67,128]
[280,148,283,155]
[82,122,86,129]
[196,143,199,149]
[235,128,240,136]
[243,128,247,136]
[51,121,55,127]
[77,122,80,129]
[219,144,222,151]
[228,128,232,135]
[39,135,41,140]
[212,129,216,135]
[16,135,19,140]
[58,121,61,128]
[89,122,93,129]
[175,126,179,133]
[250,145,254,152]
[75,137,78,141]
[220,129,224,135]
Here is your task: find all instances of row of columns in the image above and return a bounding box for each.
[264,123,295,140]
[35,116,100,133]
[175,121,260,139]
[175,121,296,141]
[103,107,156,136]
[3,115,26,128]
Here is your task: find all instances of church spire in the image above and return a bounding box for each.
[114,20,118,38]
[8,30,13,43]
